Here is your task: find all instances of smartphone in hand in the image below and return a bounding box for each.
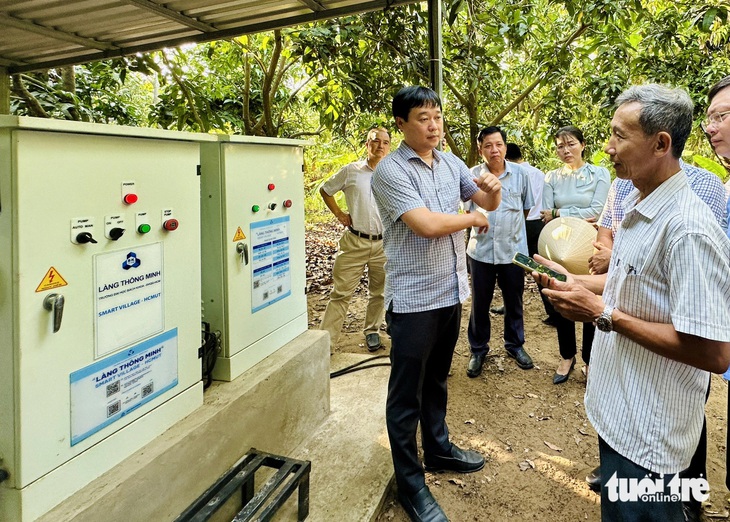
[512,252,567,282]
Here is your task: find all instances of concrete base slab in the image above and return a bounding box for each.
[37,330,330,522]
[278,352,393,522]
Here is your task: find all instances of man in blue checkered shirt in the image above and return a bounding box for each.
[702,73,730,511]
[371,86,502,522]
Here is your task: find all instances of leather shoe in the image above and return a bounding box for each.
[553,357,576,384]
[682,501,701,522]
[424,444,485,473]
[586,465,601,492]
[365,332,381,352]
[506,346,534,369]
[466,353,486,378]
[490,305,505,315]
[398,486,449,522]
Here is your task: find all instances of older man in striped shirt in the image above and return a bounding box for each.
[584,161,727,515]
[534,84,730,521]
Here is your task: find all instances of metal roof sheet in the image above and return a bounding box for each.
[0,0,419,73]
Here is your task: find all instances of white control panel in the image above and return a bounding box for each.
[0,116,212,521]
[200,136,309,381]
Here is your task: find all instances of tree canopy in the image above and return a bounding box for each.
[8,0,730,176]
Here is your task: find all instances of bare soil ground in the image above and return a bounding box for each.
[306,221,730,522]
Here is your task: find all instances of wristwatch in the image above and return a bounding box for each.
[595,305,615,332]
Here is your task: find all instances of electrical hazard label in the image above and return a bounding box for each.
[36,267,69,292]
[233,227,246,241]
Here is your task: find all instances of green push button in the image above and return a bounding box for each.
[252,205,260,212]
[138,224,151,234]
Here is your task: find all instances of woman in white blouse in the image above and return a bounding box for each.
[541,125,610,384]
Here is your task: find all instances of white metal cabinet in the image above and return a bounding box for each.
[0,117,210,521]
[200,136,309,381]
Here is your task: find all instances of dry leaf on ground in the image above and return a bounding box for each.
[544,441,563,452]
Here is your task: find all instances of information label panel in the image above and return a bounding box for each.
[70,329,179,445]
[250,216,291,313]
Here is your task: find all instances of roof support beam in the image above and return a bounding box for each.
[119,0,217,32]
[297,0,326,11]
[0,13,117,51]
[6,0,419,73]
[427,0,442,102]
[0,68,9,115]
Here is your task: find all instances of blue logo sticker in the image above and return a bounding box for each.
[122,252,141,270]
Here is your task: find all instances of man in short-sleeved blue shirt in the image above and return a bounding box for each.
[371,86,502,522]
[464,126,535,378]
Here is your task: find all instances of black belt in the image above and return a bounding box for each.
[348,227,382,241]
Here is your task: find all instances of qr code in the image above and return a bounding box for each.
[142,382,154,398]
[277,285,283,294]
[253,281,260,289]
[106,381,120,397]
[263,291,269,300]
[107,401,121,418]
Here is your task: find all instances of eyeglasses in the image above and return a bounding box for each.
[701,110,730,132]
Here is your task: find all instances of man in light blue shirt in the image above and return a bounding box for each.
[506,143,546,257]
[465,127,534,378]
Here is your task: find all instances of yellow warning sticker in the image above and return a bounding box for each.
[36,267,69,292]
[233,227,246,241]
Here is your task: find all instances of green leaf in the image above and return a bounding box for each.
[448,1,464,26]
[701,8,719,32]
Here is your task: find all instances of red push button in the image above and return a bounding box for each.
[123,193,138,205]
[283,200,293,208]
[267,183,276,191]
[163,219,179,231]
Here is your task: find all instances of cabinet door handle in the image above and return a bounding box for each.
[236,242,249,265]
[43,293,65,333]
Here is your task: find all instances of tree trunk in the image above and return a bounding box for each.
[60,66,81,121]
[11,74,48,118]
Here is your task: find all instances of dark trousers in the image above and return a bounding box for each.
[385,304,461,496]
[525,219,544,258]
[526,219,556,319]
[582,322,595,365]
[551,306,593,364]
[467,257,524,355]
[678,380,710,512]
[599,437,685,521]
[593,379,709,510]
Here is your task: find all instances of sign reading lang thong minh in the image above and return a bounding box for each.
[94,242,164,357]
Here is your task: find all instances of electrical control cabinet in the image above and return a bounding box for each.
[0,116,212,521]
[200,136,309,381]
